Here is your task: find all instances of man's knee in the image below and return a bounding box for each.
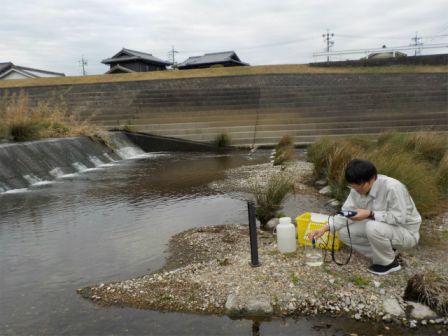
[365,220,385,239]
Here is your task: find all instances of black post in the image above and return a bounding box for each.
[248,201,261,267]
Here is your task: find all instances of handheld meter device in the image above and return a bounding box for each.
[337,210,357,218]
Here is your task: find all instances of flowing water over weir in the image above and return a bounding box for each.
[0,135,420,335]
[0,132,144,193]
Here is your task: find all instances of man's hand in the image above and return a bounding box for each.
[351,209,371,221]
[306,224,329,241]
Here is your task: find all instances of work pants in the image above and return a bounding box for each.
[338,220,418,266]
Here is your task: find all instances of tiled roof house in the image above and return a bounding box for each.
[0,62,65,80]
[102,48,172,74]
[178,51,249,70]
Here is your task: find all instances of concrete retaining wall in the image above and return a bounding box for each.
[1,72,447,147]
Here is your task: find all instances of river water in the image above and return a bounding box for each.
[0,151,424,335]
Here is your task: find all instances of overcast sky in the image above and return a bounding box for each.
[2,0,447,76]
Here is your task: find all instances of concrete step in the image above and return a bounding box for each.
[81,99,447,121]
[86,105,446,124]
[103,112,440,130]
[136,123,448,143]
[127,117,447,136]
[171,125,448,147]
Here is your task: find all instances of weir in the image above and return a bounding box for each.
[0,132,144,193]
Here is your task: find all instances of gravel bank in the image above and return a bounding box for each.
[78,160,448,331]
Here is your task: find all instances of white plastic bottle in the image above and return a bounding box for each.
[276,217,296,253]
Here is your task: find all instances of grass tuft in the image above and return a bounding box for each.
[404,271,448,316]
[307,131,447,217]
[250,173,293,228]
[273,134,295,166]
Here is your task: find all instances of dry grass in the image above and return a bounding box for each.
[404,271,448,316]
[0,64,446,89]
[378,130,448,166]
[0,91,100,141]
[273,134,295,166]
[307,131,447,217]
[366,146,441,217]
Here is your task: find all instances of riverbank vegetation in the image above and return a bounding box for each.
[307,131,448,217]
[0,91,99,142]
[250,173,293,228]
[273,134,295,166]
[214,132,231,147]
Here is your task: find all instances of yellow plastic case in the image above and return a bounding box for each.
[296,212,341,251]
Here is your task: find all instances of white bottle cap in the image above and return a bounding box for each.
[279,217,291,225]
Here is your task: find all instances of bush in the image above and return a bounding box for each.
[273,134,295,166]
[307,137,363,201]
[378,131,447,166]
[365,146,441,217]
[250,174,293,228]
[307,136,337,178]
[214,132,231,147]
[307,131,447,217]
[409,132,447,165]
[377,130,409,148]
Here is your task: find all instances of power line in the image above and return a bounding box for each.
[177,37,316,54]
[313,43,448,57]
[337,34,410,40]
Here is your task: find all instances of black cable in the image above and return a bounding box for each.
[327,214,353,266]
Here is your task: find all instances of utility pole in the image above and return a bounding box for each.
[410,32,423,56]
[79,56,88,75]
[168,46,179,69]
[322,29,335,62]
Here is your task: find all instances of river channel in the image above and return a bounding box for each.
[0,150,419,335]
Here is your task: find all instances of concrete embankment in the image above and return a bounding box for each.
[1,65,447,147]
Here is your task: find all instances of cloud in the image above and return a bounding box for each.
[1,0,447,75]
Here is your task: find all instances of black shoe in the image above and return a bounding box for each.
[367,258,401,275]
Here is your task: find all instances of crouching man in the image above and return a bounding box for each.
[307,159,421,275]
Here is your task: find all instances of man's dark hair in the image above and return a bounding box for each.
[345,159,377,184]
